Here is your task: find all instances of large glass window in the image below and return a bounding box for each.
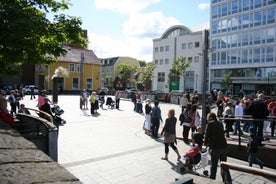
[254,11,262,26]
[242,32,248,46]
[212,21,218,34]
[211,53,217,65]
[72,78,79,89]
[154,47,158,52]
[267,28,275,43]
[212,6,219,18]
[267,8,276,24]
[255,0,262,8]
[165,59,169,64]
[262,10,267,25]
[242,14,249,28]
[242,49,248,63]
[266,47,274,62]
[221,3,228,16]
[231,34,238,47]
[221,19,228,32]
[157,72,165,82]
[221,36,228,48]
[160,46,164,52]
[165,45,169,51]
[221,51,227,65]
[231,17,238,30]
[231,0,238,14]
[243,0,249,11]
[254,30,261,45]
[253,48,261,62]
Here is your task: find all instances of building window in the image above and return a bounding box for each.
[165,45,169,51]
[157,72,165,82]
[231,0,238,14]
[182,43,186,49]
[155,47,159,52]
[154,60,158,65]
[195,42,200,48]
[254,11,262,26]
[253,48,261,62]
[188,42,193,49]
[165,59,169,64]
[194,56,200,63]
[267,8,276,24]
[242,49,248,63]
[160,59,164,65]
[160,46,164,52]
[188,57,193,62]
[254,30,261,45]
[242,14,249,29]
[243,0,249,11]
[72,78,79,89]
[86,78,92,89]
[267,28,275,43]
[69,64,74,72]
[221,3,228,17]
[76,64,80,72]
[266,47,274,62]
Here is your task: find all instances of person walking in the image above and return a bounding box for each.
[179,103,192,144]
[144,99,152,135]
[30,87,36,100]
[204,112,231,183]
[114,90,120,109]
[247,126,263,169]
[160,109,181,161]
[89,91,99,115]
[80,89,89,110]
[151,100,162,138]
[223,102,234,137]
[233,100,244,135]
[179,94,189,112]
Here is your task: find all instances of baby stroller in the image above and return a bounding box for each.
[180,144,209,176]
[106,97,115,108]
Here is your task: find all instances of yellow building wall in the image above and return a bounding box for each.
[38,61,100,91]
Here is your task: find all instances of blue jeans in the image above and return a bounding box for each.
[248,153,263,168]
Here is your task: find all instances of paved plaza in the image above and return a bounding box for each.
[20,95,276,184]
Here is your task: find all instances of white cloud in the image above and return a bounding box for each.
[123,12,181,38]
[94,0,160,14]
[88,11,181,61]
[198,3,210,10]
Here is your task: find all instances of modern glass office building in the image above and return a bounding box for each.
[210,0,276,96]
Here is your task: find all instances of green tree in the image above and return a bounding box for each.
[167,56,191,91]
[115,64,138,89]
[220,73,233,95]
[138,60,147,67]
[0,0,87,75]
[138,62,155,91]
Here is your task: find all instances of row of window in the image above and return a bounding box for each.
[72,78,93,89]
[154,56,200,65]
[154,41,200,53]
[69,63,81,72]
[211,27,275,49]
[212,8,275,34]
[213,67,276,78]
[212,0,275,18]
[211,46,275,65]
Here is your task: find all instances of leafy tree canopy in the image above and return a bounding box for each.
[116,64,138,80]
[138,62,155,84]
[0,0,87,75]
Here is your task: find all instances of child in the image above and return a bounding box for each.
[247,126,263,169]
[192,126,204,150]
[183,143,200,169]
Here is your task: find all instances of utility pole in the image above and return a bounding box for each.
[201,29,209,134]
[80,53,84,90]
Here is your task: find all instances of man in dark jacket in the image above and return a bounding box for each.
[204,112,231,183]
[249,94,269,144]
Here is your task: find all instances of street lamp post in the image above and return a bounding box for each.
[201,30,209,134]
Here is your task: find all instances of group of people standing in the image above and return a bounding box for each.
[80,89,121,116]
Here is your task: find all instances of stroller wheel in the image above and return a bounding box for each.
[203,170,209,176]
[180,167,185,173]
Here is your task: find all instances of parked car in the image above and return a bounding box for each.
[24,85,39,95]
[1,84,12,95]
[125,88,140,93]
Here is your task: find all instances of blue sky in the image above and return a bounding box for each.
[61,0,210,61]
